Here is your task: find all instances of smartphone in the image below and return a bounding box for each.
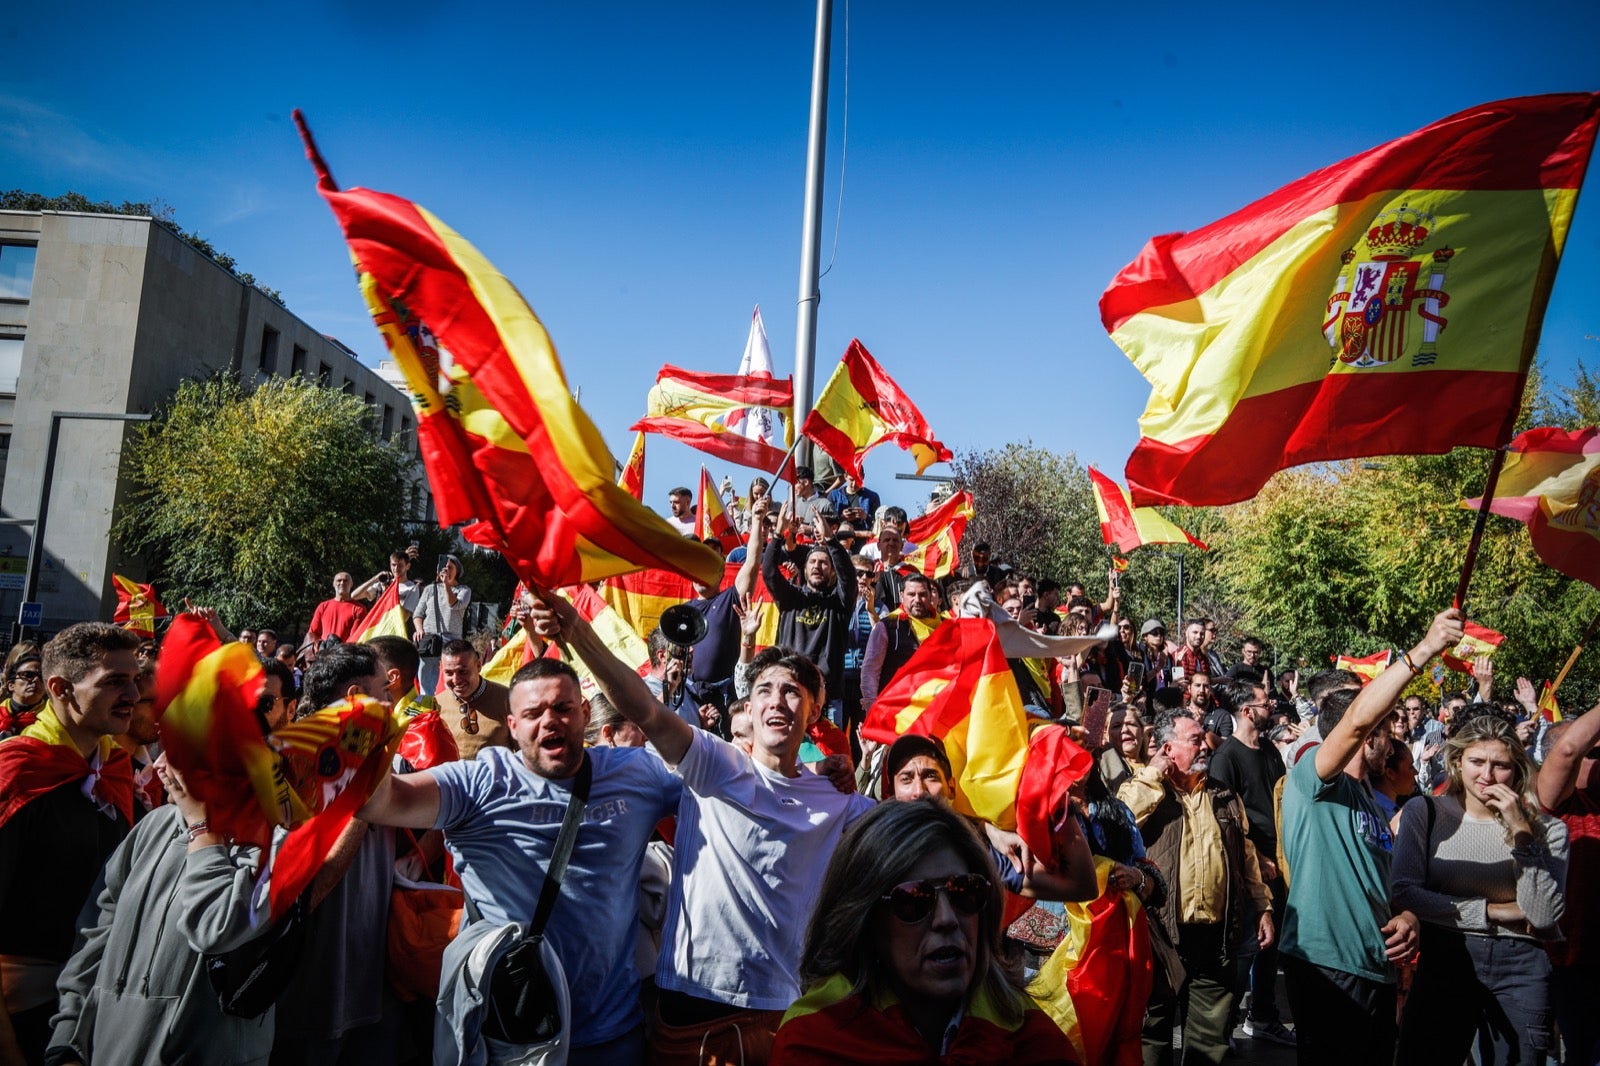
[1082,686,1115,748]
[436,554,450,575]
[1126,661,1146,690]
[1110,570,1121,590]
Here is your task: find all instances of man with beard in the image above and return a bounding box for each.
[1119,712,1274,1066]
[761,508,858,728]
[1278,608,1460,1066]
[860,574,943,714]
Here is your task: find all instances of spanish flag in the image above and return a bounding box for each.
[1088,466,1208,554]
[1014,724,1094,871]
[633,365,795,474]
[1463,425,1600,590]
[1102,93,1600,507]
[1442,620,1505,674]
[0,705,134,831]
[351,579,408,643]
[802,340,951,481]
[1332,649,1391,685]
[901,491,974,580]
[860,618,1030,829]
[482,627,539,688]
[112,574,167,639]
[1538,680,1563,724]
[295,113,723,590]
[695,467,741,554]
[619,431,646,501]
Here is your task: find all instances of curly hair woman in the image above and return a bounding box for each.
[771,800,1075,1064]
[1391,712,1568,1063]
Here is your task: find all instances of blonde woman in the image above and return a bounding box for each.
[1391,712,1568,1063]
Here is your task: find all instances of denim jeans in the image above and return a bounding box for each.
[1398,927,1554,1065]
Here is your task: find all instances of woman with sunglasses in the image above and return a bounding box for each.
[0,643,45,738]
[772,800,1074,1063]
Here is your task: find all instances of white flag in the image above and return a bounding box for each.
[733,306,782,448]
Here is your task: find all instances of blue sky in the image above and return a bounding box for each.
[5,1,1598,519]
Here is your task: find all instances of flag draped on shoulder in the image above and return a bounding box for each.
[294,112,723,590]
[351,579,408,643]
[0,706,134,831]
[1332,650,1391,684]
[860,618,1030,829]
[1442,620,1505,674]
[802,340,951,481]
[1102,93,1600,507]
[112,574,167,638]
[634,365,795,474]
[1088,467,1208,553]
[1463,426,1600,590]
[695,467,741,554]
[619,431,646,501]
[901,491,975,580]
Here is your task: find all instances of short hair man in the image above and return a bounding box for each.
[306,571,366,644]
[435,638,511,760]
[354,547,423,616]
[1119,712,1274,1064]
[254,628,279,661]
[760,508,858,726]
[827,468,880,526]
[527,594,875,1060]
[0,623,141,1063]
[1278,607,1461,1065]
[860,574,942,713]
[665,486,696,535]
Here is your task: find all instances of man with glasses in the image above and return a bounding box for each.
[1119,712,1275,1066]
[1208,678,1295,1047]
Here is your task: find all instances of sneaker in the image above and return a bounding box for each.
[1242,1019,1297,1047]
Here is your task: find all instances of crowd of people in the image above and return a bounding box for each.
[0,471,1594,1066]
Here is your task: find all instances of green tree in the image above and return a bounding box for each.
[115,375,415,630]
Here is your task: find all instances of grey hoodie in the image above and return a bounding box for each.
[48,805,277,1065]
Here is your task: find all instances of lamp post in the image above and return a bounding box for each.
[17,410,152,639]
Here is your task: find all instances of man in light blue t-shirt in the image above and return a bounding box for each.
[1280,606,1461,1065]
[360,656,679,1065]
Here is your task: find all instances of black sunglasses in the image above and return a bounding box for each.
[880,873,989,923]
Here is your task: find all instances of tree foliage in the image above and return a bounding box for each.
[0,189,285,305]
[115,376,414,630]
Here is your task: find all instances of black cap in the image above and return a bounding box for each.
[885,734,952,781]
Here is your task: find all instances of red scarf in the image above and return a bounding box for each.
[0,707,134,830]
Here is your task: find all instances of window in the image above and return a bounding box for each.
[317,362,331,386]
[257,325,279,375]
[0,337,21,393]
[341,379,355,395]
[381,405,394,440]
[291,344,307,377]
[0,246,36,301]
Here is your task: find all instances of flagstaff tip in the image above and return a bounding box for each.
[291,109,340,192]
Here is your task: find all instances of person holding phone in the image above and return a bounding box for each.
[413,553,471,694]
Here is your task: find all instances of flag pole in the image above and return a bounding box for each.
[1453,446,1509,611]
[1548,607,1600,697]
[791,0,833,467]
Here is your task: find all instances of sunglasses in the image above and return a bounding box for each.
[880,873,989,923]
[12,671,41,682]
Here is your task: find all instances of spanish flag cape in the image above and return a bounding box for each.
[771,973,1077,1065]
[0,705,134,831]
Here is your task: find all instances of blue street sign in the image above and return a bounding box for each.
[19,601,42,627]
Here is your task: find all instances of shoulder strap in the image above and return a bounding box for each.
[1423,794,1436,882]
[528,753,592,937]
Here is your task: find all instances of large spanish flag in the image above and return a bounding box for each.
[1088,467,1208,553]
[860,618,1031,829]
[351,579,408,643]
[901,491,975,580]
[295,113,723,590]
[633,365,795,474]
[1103,93,1600,507]
[802,340,951,481]
[1463,425,1600,590]
[112,574,167,639]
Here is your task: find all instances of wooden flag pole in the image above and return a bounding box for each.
[1454,447,1510,611]
[1548,608,1600,697]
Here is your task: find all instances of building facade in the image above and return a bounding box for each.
[0,208,425,633]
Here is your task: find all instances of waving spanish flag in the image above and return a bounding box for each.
[295,113,723,590]
[901,491,975,580]
[634,365,795,474]
[860,618,1030,829]
[1088,467,1207,553]
[1332,649,1391,685]
[1463,425,1600,590]
[695,467,741,554]
[1442,620,1506,674]
[619,431,646,501]
[802,340,951,481]
[1103,93,1600,507]
[112,574,167,638]
[351,579,408,643]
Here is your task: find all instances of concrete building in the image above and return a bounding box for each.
[0,208,425,633]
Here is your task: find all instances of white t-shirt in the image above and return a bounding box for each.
[656,728,876,1009]
[666,513,696,535]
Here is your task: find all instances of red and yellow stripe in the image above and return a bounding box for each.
[802,340,951,480]
[1088,467,1207,553]
[1465,425,1600,591]
[1102,93,1600,507]
[901,491,974,580]
[634,365,795,473]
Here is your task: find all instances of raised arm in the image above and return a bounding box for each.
[1315,608,1462,782]
[359,769,443,830]
[528,591,695,765]
[1538,700,1600,811]
[734,497,768,600]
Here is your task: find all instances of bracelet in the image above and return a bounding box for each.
[1401,651,1423,676]
[185,820,211,842]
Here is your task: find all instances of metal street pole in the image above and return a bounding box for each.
[20,411,152,635]
[791,0,833,468]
